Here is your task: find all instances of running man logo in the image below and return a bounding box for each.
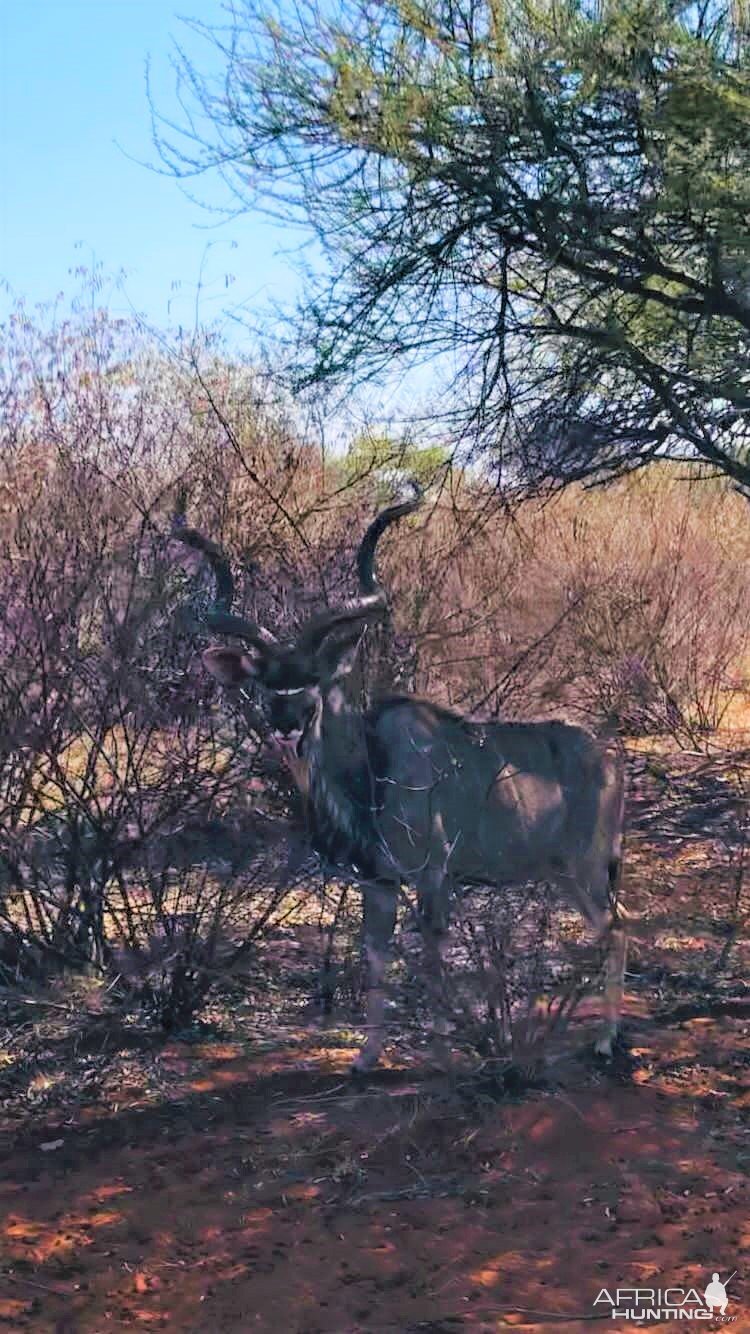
[593,1271,738,1321]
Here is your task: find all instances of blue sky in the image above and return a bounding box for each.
[0,0,307,336]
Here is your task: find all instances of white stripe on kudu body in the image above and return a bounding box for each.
[176,484,628,1073]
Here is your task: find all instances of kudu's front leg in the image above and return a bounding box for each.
[352,883,397,1074]
[417,831,454,1062]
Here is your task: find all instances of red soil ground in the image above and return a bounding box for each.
[1,1006,748,1332]
[1,748,748,1332]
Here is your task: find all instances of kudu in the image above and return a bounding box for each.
[175,488,627,1073]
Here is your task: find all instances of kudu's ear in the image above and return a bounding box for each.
[202,646,259,686]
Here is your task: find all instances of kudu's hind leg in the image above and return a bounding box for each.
[594,924,627,1058]
[563,869,628,1058]
[352,883,397,1075]
[594,847,628,1057]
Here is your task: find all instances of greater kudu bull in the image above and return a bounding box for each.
[175,487,627,1072]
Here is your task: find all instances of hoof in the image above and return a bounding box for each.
[592,1029,638,1078]
[427,1036,452,1072]
[594,1031,615,1059]
[351,1047,381,1077]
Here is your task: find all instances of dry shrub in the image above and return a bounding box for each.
[374,886,597,1082]
[0,304,316,1019]
[381,471,750,744]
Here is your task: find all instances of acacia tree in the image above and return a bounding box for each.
[158,1,750,489]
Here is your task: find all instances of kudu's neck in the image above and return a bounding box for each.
[303,682,376,874]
